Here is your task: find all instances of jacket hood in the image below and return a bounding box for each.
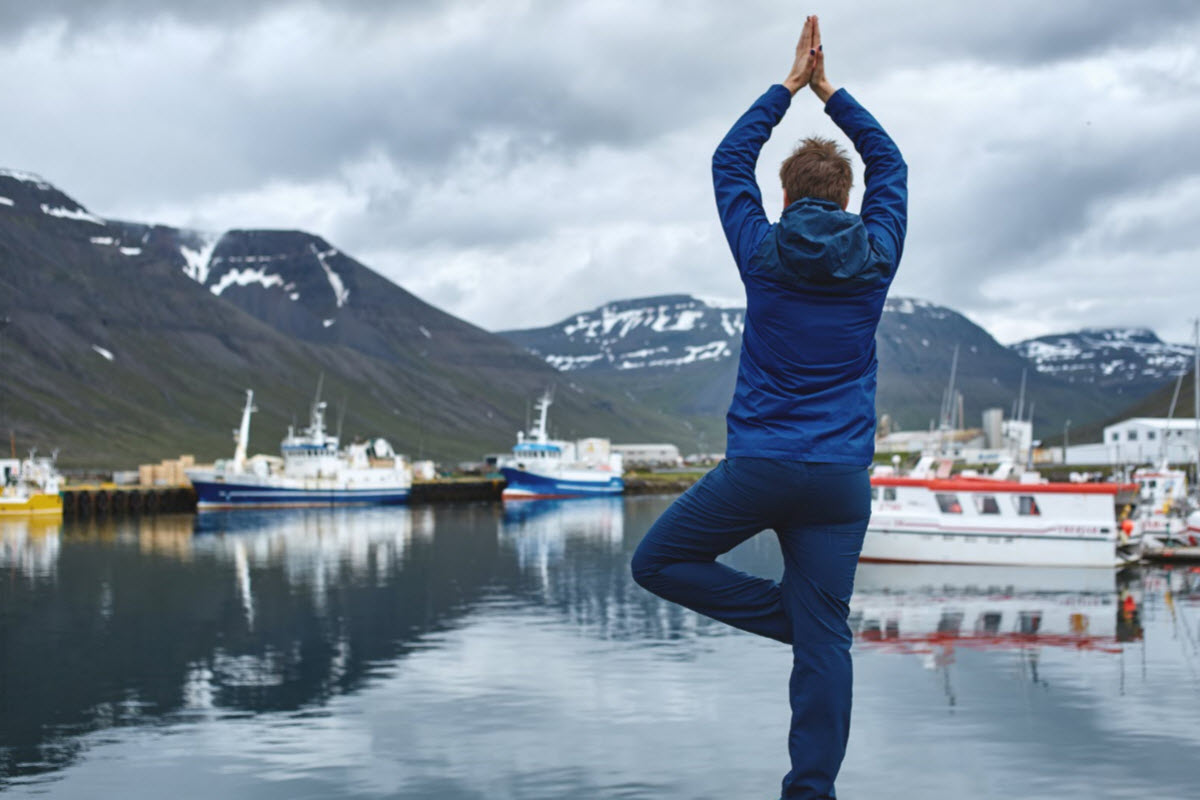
[755,198,891,286]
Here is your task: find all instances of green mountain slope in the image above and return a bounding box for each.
[0,169,707,468]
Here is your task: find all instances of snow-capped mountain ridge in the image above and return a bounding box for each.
[503,294,744,372]
[1011,327,1194,388]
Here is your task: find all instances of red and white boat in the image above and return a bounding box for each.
[864,462,1137,568]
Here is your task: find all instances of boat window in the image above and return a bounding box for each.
[1110,432,1119,442]
[870,486,879,500]
[1147,430,1156,440]
[1128,430,1138,441]
[935,493,963,514]
[883,487,897,501]
[1016,495,1041,516]
[974,495,1001,514]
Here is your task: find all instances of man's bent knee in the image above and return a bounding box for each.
[630,538,671,596]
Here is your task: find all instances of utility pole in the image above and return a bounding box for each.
[1063,419,1071,465]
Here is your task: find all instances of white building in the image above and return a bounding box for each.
[611,443,683,468]
[1064,417,1200,465]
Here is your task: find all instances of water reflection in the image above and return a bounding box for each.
[1,503,1198,798]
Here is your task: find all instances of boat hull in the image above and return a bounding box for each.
[192,479,410,510]
[0,492,63,516]
[860,524,1124,567]
[500,467,623,499]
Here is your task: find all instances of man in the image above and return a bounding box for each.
[630,15,906,800]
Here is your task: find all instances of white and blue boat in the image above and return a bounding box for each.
[499,392,624,500]
[187,388,412,509]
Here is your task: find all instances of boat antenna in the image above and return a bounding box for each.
[1163,369,1185,466]
[1016,367,1027,423]
[1193,317,1199,493]
[1026,401,1036,470]
[313,372,325,408]
[336,394,348,442]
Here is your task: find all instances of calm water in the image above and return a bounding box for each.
[1,497,1198,799]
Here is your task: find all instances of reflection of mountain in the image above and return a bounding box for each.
[0,507,510,783]
[1,504,1189,791]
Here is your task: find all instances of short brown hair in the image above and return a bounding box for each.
[779,137,852,208]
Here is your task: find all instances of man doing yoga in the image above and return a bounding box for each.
[631,15,907,800]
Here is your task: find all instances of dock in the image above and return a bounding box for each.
[62,485,196,518]
[60,478,505,518]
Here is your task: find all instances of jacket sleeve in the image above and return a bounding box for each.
[712,84,792,275]
[825,88,908,271]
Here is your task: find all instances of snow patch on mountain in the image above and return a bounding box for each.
[179,232,222,284]
[91,344,114,361]
[884,297,949,319]
[1011,327,1194,387]
[0,197,13,207]
[40,204,105,225]
[209,267,285,296]
[0,168,52,189]
[311,245,349,308]
[506,295,745,372]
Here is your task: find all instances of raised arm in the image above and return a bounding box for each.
[712,18,817,274]
[810,17,908,269]
[711,87,789,273]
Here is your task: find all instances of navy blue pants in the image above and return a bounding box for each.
[631,457,869,800]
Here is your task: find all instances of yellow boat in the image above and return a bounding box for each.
[1,455,64,517]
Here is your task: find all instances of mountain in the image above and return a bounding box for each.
[1058,368,1198,447]
[0,168,708,467]
[501,294,1138,440]
[1011,328,1193,396]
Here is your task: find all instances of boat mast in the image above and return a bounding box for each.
[1016,367,1027,423]
[938,344,960,456]
[1163,369,1185,468]
[531,389,552,444]
[233,389,255,471]
[1193,318,1199,494]
[309,374,327,439]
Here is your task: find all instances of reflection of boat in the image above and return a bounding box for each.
[850,563,1133,655]
[499,497,625,569]
[865,462,1135,567]
[0,516,62,577]
[1,452,63,516]
[187,388,412,509]
[499,392,623,499]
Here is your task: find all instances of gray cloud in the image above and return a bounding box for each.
[2,1,1199,342]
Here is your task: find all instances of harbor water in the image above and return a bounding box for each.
[1,497,1198,799]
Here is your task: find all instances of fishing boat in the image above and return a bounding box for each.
[187,388,412,509]
[865,459,1137,567]
[864,351,1136,567]
[0,451,63,516]
[498,391,623,499]
[1132,320,1200,559]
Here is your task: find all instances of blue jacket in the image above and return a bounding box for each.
[713,85,907,465]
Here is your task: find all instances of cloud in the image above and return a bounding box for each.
[2,1,1198,341]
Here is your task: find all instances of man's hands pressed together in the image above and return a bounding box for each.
[782,15,838,103]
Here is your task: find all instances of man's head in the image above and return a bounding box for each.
[779,137,852,210]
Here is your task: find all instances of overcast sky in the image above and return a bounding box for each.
[3,0,1198,343]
